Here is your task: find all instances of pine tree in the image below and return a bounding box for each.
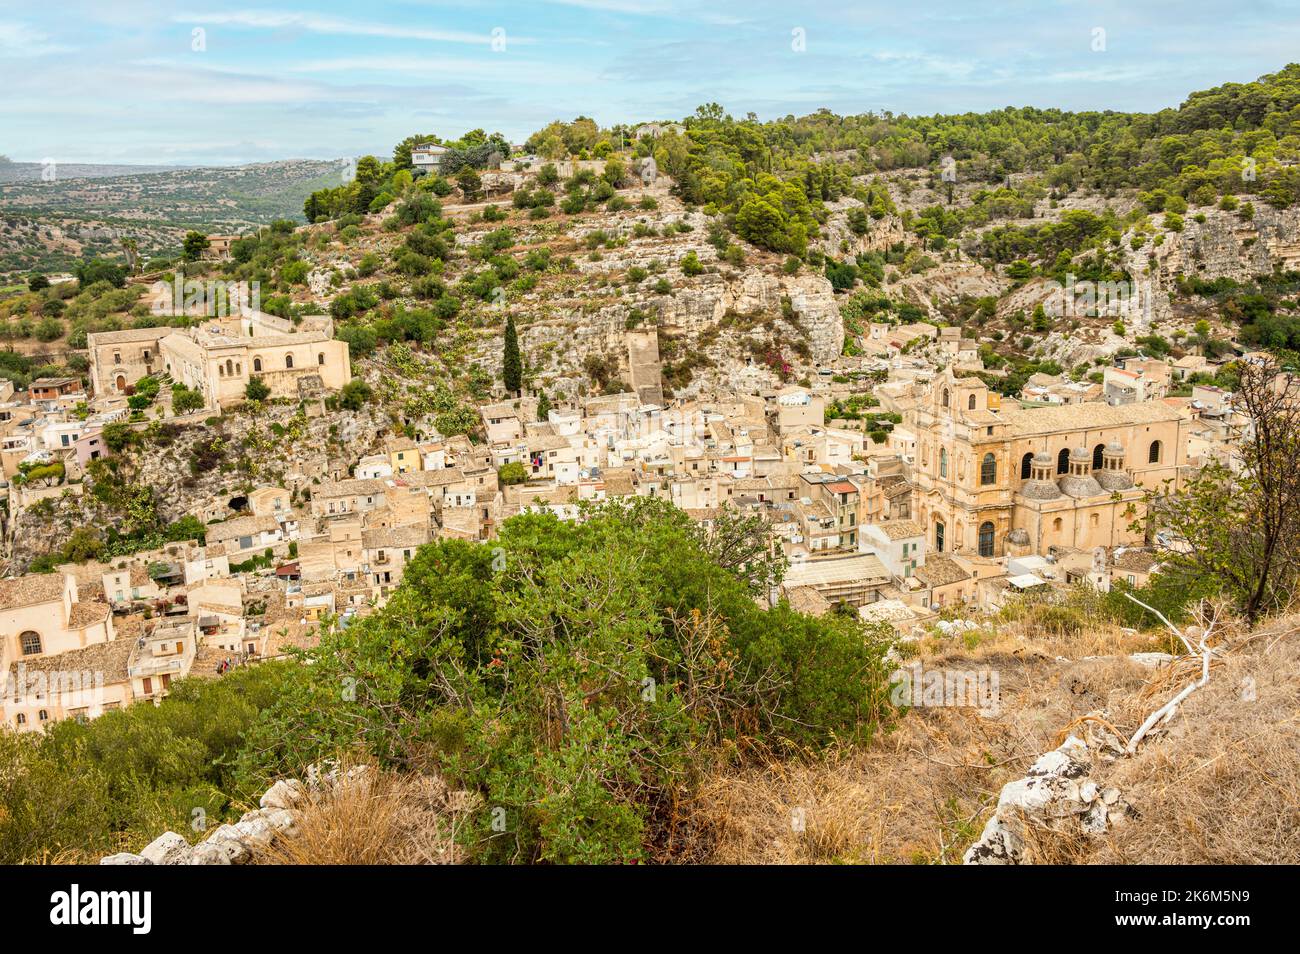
[536,390,551,422]
[503,315,522,394]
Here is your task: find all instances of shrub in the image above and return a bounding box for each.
[238,499,898,863]
[498,461,529,484]
[245,377,271,401]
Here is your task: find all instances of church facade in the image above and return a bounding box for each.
[911,372,1187,558]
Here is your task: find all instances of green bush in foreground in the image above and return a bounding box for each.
[0,664,290,863]
[238,498,898,863]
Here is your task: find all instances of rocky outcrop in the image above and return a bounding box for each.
[100,775,314,865]
[964,735,1131,865]
[816,198,909,256]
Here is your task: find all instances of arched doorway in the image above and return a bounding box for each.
[115,374,127,391]
[935,522,945,553]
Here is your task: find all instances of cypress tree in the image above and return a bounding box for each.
[503,315,522,394]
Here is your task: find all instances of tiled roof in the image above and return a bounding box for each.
[0,573,65,611]
[999,401,1182,437]
[871,519,924,540]
[67,601,111,629]
[9,637,132,685]
[914,554,971,588]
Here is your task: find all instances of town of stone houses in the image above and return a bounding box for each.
[0,8,1298,879]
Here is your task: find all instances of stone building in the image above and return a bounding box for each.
[88,311,350,408]
[911,371,1187,558]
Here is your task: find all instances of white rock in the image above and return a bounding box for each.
[232,816,276,848]
[260,779,306,811]
[203,826,252,864]
[260,808,300,836]
[100,852,151,865]
[141,831,192,865]
[188,843,234,865]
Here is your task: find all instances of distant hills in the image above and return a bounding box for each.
[0,158,347,276]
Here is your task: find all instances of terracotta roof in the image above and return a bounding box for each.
[914,554,971,588]
[67,601,111,629]
[206,515,278,543]
[362,525,431,549]
[87,327,168,345]
[9,637,133,685]
[1113,549,1160,573]
[0,573,65,611]
[999,401,1182,437]
[785,585,832,617]
[871,519,924,541]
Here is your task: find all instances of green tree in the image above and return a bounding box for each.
[502,315,522,394]
[338,379,373,411]
[456,167,483,202]
[1148,358,1300,623]
[498,461,529,484]
[171,386,205,414]
[244,377,271,402]
[181,231,210,262]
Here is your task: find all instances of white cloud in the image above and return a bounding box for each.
[172,10,532,45]
[0,21,75,57]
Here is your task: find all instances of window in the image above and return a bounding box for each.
[253,356,263,372]
[20,631,41,656]
[980,453,996,486]
[1093,443,1105,469]
[225,359,234,376]
[318,353,326,365]
[285,354,294,369]
[942,389,950,408]
[38,709,48,722]
[939,448,948,478]
[15,714,25,726]
[1053,517,1063,531]
[1021,452,1034,480]
[1148,440,1162,464]
[978,521,995,557]
[968,393,977,411]
[935,522,945,553]
[1057,448,1070,474]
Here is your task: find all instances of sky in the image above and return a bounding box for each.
[1,0,1299,166]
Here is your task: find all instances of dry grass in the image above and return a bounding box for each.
[691,610,1300,865]
[254,765,479,865]
[1087,618,1300,864]
[688,650,1153,864]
